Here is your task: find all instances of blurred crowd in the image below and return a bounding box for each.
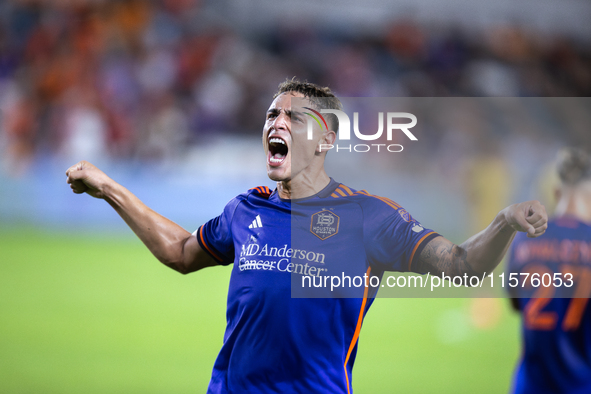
[0,0,590,175]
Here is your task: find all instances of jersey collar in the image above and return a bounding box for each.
[272,178,341,202]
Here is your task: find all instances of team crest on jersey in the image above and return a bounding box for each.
[310,210,340,240]
[398,208,411,222]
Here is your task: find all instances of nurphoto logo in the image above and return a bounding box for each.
[305,109,418,153]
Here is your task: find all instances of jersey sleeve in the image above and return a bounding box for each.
[362,201,439,273]
[194,197,241,266]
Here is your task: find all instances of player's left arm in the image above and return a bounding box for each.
[414,200,548,277]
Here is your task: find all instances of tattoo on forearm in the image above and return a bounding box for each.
[416,239,477,277]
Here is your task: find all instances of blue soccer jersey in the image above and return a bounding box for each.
[507,217,591,394]
[196,179,439,393]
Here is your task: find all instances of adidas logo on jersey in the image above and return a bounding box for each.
[249,215,263,229]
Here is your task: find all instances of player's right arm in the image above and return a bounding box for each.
[66,161,218,274]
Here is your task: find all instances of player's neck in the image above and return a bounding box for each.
[277,171,331,200]
[555,188,591,223]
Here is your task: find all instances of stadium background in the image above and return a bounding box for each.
[0,0,590,392]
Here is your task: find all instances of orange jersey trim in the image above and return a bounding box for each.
[329,186,402,214]
[356,190,401,210]
[339,185,354,196]
[249,186,272,197]
[198,226,223,263]
[407,231,436,271]
[344,266,372,394]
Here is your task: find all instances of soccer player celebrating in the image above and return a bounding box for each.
[507,148,591,394]
[66,79,547,393]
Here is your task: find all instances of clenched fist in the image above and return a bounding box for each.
[66,161,113,199]
[503,200,548,238]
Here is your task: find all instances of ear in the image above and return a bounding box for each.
[316,130,336,153]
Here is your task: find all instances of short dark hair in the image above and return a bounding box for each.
[557,147,591,185]
[274,78,342,133]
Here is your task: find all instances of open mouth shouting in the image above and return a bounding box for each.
[267,136,289,167]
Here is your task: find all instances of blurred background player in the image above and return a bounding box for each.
[507,147,591,394]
